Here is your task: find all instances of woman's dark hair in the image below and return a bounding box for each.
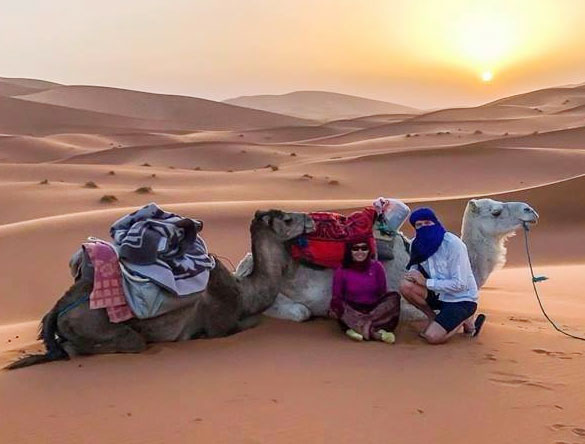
[342,240,374,268]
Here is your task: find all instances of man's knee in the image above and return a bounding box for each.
[399,279,425,300]
[399,279,414,297]
[423,322,448,344]
[423,333,446,345]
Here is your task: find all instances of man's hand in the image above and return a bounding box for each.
[405,270,427,286]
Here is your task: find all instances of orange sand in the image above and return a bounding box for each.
[1,78,585,443]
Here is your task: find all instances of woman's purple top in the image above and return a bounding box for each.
[330,260,387,316]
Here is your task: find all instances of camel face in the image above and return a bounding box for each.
[466,198,539,237]
[253,210,315,241]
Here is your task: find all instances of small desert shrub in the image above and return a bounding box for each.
[108,170,116,176]
[135,186,153,194]
[151,174,157,178]
[39,179,49,185]
[302,174,313,179]
[474,130,483,135]
[100,195,118,203]
[227,169,233,173]
[240,150,247,154]
[405,133,411,138]
[193,167,201,171]
[83,181,99,189]
[265,164,278,171]
[168,166,175,169]
[141,163,151,167]
[290,152,297,156]
[328,180,340,186]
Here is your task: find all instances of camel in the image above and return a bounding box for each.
[235,199,539,322]
[6,210,314,369]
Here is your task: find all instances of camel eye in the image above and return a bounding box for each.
[491,209,502,217]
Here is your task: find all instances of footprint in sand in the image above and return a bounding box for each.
[549,424,585,438]
[532,349,583,359]
[508,316,532,323]
[489,371,556,391]
[573,428,585,436]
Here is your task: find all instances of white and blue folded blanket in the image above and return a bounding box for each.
[110,203,215,296]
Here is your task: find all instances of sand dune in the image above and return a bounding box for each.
[305,113,583,145]
[0,76,60,97]
[0,79,42,97]
[0,135,95,163]
[2,77,585,444]
[412,104,543,121]
[57,141,302,170]
[483,125,585,149]
[224,90,420,121]
[0,95,205,135]
[0,76,61,91]
[486,84,585,111]
[17,85,311,130]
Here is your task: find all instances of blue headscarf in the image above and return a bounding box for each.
[407,207,446,268]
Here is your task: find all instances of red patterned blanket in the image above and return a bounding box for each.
[291,207,377,268]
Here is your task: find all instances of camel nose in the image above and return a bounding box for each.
[523,206,539,222]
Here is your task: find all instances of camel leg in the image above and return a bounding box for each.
[59,303,147,355]
[263,293,312,322]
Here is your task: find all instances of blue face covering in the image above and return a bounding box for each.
[407,207,446,268]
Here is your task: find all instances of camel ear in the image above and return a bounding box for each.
[468,199,480,214]
[254,210,271,226]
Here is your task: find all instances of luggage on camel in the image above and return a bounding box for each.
[290,198,410,268]
[111,203,215,296]
[71,203,215,323]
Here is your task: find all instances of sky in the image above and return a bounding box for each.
[2,0,585,109]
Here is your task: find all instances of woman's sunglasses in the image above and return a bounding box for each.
[351,245,370,252]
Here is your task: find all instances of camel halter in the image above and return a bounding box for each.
[522,221,585,341]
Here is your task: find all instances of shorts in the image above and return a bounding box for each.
[426,291,477,333]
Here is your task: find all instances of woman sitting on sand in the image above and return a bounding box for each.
[329,238,401,343]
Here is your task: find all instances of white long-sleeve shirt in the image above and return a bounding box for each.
[409,232,478,303]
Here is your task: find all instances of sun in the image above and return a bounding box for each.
[481,71,493,82]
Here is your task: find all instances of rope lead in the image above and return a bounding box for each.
[522,222,585,341]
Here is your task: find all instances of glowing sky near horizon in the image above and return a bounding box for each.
[1,0,584,108]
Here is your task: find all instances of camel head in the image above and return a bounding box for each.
[463,198,539,238]
[252,210,315,241]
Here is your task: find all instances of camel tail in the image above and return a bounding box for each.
[4,306,69,370]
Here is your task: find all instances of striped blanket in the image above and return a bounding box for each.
[111,203,215,296]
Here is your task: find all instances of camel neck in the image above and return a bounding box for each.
[461,224,507,289]
[239,227,290,317]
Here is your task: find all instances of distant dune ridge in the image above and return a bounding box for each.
[15,85,312,130]
[224,90,421,121]
[2,75,585,444]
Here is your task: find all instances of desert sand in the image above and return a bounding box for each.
[1,78,585,443]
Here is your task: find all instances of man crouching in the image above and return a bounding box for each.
[399,208,486,344]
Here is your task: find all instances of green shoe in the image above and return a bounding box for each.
[378,329,396,344]
[345,329,364,341]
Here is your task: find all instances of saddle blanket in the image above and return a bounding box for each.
[291,207,378,268]
[83,241,134,323]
